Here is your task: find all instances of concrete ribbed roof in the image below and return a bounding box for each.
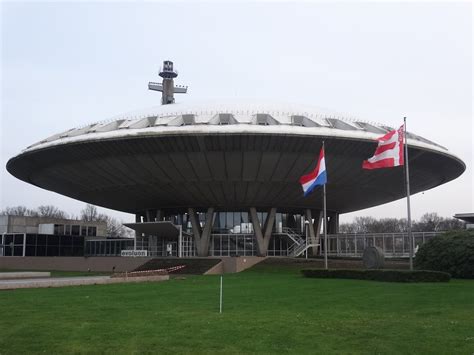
[24,100,446,153]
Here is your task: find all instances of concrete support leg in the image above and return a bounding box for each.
[156,210,163,222]
[305,208,317,255]
[188,207,215,257]
[149,235,157,257]
[249,207,277,256]
[145,210,152,222]
[313,210,323,256]
[304,209,323,256]
[328,213,339,234]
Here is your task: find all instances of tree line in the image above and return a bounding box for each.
[0,204,132,238]
[339,212,465,233]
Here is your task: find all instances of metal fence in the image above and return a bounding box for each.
[323,232,443,258]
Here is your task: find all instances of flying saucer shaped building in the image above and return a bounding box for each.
[6,62,465,258]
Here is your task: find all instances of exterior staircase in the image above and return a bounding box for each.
[280,227,320,257]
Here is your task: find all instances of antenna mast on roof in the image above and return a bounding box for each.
[148,60,188,105]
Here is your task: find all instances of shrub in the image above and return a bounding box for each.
[301,269,450,282]
[414,230,474,279]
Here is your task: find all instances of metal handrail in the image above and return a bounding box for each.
[321,231,443,258]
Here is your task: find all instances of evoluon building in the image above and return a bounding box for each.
[6,62,465,258]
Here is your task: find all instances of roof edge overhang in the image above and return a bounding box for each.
[11,125,462,165]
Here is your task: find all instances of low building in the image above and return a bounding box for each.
[0,215,108,257]
[454,213,474,229]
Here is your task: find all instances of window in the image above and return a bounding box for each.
[65,225,71,235]
[226,212,233,232]
[71,225,80,236]
[81,226,87,236]
[234,212,241,233]
[54,224,64,235]
[87,226,97,237]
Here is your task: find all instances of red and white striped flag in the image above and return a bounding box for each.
[362,125,405,169]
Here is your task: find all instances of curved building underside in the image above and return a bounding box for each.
[7,102,465,256]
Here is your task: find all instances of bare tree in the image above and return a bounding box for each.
[438,218,465,231]
[339,213,463,233]
[80,204,99,221]
[37,205,68,219]
[413,212,443,232]
[0,206,37,216]
[80,204,131,238]
[96,214,123,238]
[414,212,464,232]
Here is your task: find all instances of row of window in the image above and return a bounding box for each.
[54,224,97,237]
[84,239,134,257]
[1,234,85,257]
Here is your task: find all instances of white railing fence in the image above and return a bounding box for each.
[322,232,442,258]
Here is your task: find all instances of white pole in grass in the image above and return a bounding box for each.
[219,275,223,314]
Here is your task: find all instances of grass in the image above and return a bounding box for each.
[0,263,473,354]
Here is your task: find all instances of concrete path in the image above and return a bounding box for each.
[0,272,51,280]
[0,275,169,290]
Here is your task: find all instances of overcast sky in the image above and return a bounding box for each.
[1,1,472,223]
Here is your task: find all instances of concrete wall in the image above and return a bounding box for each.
[0,256,266,274]
[1,215,107,236]
[204,261,224,275]
[0,257,150,272]
[206,256,265,274]
[0,216,8,234]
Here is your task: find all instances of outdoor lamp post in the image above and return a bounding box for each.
[304,220,310,259]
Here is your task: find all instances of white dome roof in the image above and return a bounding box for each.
[25,100,446,153]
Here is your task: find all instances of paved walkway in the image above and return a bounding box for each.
[0,275,169,290]
[0,272,51,280]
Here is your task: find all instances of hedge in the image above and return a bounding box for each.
[415,230,474,279]
[301,269,451,282]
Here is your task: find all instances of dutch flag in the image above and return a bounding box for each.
[299,147,327,197]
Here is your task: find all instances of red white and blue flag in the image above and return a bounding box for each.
[363,125,405,169]
[300,147,327,197]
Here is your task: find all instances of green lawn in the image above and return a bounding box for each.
[0,264,473,354]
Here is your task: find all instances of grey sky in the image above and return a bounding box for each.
[1,1,472,223]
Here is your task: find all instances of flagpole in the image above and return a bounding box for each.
[323,141,328,270]
[404,117,414,271]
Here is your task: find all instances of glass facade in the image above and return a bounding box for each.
[210,234,257,256]
[1,234,85,256]
[0,212,307,258]
[133,235,195,257]
[84,239,134,257]
[164,211,305,235]
[144,211,308,257]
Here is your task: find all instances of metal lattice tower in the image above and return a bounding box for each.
[148,60,188,105]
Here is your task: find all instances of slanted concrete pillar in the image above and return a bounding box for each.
[188,207,214,257]
[145,210,153,222]
[304,209,315,250]
[305,209,323,256]
[156,210,163,221]
[249,207,277,256]
[328,213,339,234]
[314,210,323,256]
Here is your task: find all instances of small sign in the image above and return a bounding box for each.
[121,250,148,257]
